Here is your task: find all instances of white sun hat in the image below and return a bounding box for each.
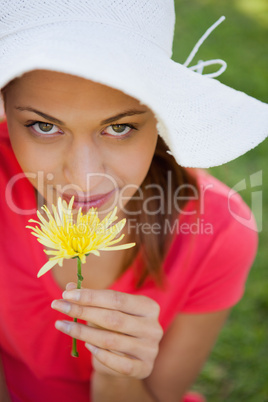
[0,0,267,168]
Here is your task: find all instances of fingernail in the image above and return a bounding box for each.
[55,320,72,333]
[66,282,77,291]
[51,300,71,313]
[62,290,80,301]
[85,343,98,355]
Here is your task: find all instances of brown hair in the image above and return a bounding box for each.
[125,136,198,288]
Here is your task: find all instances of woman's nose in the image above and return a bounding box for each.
[63,137,105,192]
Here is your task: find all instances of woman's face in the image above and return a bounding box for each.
[4,70,158,216]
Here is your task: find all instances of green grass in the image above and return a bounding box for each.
[173,1,268,400]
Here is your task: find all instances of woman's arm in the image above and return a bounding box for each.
[0,357,10,402]
[91,309,230,401]
[144,309,230,401]
[91,372,156,402]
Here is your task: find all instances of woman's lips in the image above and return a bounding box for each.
[61,190,116,210]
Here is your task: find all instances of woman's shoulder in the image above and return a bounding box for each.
[190,169,257,233]
[169,168,258,267]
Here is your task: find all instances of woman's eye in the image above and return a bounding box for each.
[104,124,134,137]
[25,122,63,136]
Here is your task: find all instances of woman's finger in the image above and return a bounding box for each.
[61,288,160,318]
[65,282,77,291]
[51,300,158,338]
[84,343,152,379]
[54,320,157,361]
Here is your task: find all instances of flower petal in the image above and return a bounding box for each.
[88,250,100,257]
[37,259,59,278]
[99,242,136,251]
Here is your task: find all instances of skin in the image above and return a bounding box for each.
[2,70,230,401]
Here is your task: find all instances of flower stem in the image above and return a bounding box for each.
[71,257,83,357]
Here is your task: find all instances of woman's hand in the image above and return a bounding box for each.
[51,283,163,379]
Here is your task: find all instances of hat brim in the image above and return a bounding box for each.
[0,21,267,167]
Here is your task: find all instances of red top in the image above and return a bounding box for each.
[0,120,258,401]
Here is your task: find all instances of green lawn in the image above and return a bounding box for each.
[173,1,268,400]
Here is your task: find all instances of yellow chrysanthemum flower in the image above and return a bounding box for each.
[27,197,135,278]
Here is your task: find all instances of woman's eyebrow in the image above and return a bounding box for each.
[15,106,65,125]
[15,106,148,125]
[101,110,147,124]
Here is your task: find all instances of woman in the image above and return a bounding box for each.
[0,1,267,401]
